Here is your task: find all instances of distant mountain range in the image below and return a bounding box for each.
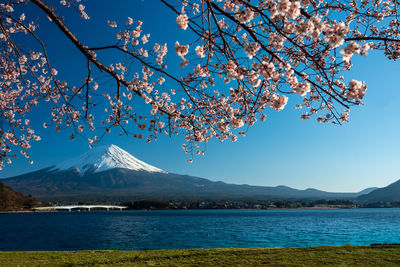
[0,145,396,202]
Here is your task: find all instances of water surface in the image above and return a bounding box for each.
[0,209,399,251]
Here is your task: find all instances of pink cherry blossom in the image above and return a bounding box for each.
[0,0,398,166]
[176,14,189,30]
[175,41,189,60]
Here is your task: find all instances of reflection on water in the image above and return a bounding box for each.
[0,209,399,251]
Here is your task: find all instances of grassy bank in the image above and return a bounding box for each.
[1,245,400,266]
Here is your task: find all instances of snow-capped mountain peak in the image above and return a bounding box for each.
[54,144,166,174]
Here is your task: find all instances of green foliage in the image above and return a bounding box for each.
[1,246,400,266]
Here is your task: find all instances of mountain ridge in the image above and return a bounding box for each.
[0,144,384,202]
[357,180,400,202]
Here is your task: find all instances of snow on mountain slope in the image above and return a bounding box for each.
[54,144,166,174]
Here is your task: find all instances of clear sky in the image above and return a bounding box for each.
[1,0,400,193]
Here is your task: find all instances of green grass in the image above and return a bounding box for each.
[1,245,400,266]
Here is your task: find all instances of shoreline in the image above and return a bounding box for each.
[1,243,400,252]
[1,206,397,214]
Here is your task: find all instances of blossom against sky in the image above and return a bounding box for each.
[1,0,400,192]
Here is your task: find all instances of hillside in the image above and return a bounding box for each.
[357,179,400,202]
[0,182,40,210]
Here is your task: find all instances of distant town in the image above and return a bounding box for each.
[46,199,400,211]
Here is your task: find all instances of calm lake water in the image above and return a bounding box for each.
[1,209,400,251]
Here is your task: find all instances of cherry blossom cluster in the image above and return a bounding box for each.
[1,0,400,167]
[162,0,400,156]
[0,2,58,168]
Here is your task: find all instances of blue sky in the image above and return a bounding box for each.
[1,0,400,192]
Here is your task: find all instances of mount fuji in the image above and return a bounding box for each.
[53,144,166,174]
[1,145,374,201]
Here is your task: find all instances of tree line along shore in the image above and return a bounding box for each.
[2,181,400,212]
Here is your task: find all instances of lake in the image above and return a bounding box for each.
[1,209,400,251]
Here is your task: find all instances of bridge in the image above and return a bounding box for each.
[33,205,128,212]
